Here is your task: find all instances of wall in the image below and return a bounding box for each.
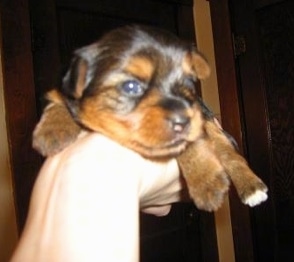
[193,1,235,262]
[0,35,18,261]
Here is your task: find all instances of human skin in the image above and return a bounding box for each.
[10,132,185,262]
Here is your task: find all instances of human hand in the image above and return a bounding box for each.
[62,132,185,213]
[11,132,185,262]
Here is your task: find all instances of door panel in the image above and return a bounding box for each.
[0,0,43,231]
[256,2,294,260]
[225,0,294,261]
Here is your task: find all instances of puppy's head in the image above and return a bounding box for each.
[62,25,210,158]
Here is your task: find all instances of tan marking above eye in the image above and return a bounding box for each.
[124,56,154,81]
[102,72,130,87]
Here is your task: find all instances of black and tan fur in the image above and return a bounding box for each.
[33,25,267,211]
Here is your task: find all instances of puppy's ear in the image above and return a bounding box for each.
[189,50,211,80]
[62,44,100,99]
[62,57,88,99]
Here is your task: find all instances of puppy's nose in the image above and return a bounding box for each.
[169,114,190,133]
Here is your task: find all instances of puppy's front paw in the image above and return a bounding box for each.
[187,171,230,212]
[33,103,82,156]
[33,124,81,156]
[178,139,231,212]
[240,180,268,207]
[243,190,268,207]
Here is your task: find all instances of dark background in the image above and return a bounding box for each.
[1,0,293,261]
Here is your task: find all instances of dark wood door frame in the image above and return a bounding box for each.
[0,0,42,231]
[210,0,255,261]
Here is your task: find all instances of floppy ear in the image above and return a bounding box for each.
[62,57,88,99]
[62,44,100,99]
[190,51,211,80]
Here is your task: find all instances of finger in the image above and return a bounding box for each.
[141,205,172,216]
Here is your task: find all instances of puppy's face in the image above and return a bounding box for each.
[62,26,210,158]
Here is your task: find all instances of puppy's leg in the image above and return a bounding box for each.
[205,121,268,207]
[33,90,82,156]
[177,138,230,212]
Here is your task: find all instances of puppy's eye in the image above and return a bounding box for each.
[173,77,197,103]
[183,77,196,91]
[121,80,144,97]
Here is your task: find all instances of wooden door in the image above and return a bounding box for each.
[232,1,294,261]
[211,0,294,261]
[0,0,43,232]
[1,0,219,261]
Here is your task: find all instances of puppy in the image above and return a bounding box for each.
[33,25,268,211]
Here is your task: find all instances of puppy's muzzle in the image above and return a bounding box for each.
[168,112,190,133]
[160,97,192,135]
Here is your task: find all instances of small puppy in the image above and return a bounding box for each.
[33,25,268,211]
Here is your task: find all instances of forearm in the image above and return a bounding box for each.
[11,133,183,262]
[11,135,141,262]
